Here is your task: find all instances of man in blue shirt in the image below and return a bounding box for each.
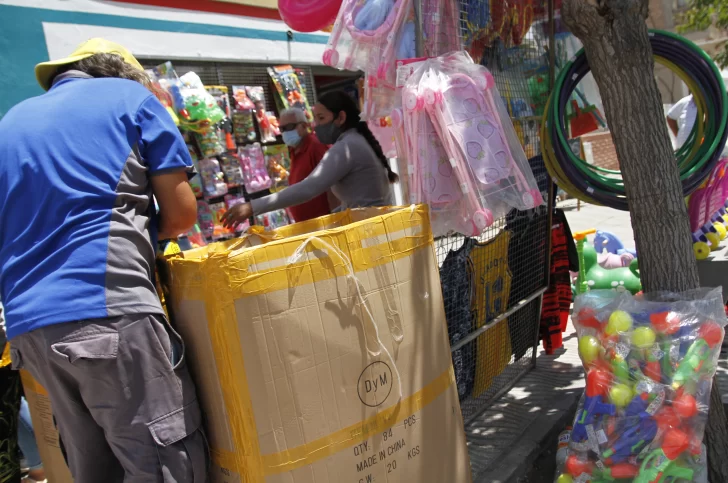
[0,39,206,482]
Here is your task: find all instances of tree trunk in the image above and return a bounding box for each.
[561,0,728,479]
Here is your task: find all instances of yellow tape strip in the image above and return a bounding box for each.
[0,343,11,368]
[203,252,265,482]
[262,367,455,475]
[210,367,455,476]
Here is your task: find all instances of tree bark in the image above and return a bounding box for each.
[561,0,728,479]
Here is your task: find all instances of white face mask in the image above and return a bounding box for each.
[282,130,302,147]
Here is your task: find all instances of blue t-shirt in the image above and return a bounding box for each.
[0,72,193,339]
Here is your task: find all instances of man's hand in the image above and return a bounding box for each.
[221,202,253,229]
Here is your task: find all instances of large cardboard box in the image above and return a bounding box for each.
[19,370,73,483]
[164,206,472,483]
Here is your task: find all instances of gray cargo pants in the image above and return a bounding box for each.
[10,313,208,482]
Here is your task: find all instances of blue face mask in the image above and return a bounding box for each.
[282,130,302,147]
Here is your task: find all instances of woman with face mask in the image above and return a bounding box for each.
[222,90,397,228]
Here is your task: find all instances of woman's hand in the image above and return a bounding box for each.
[221,202,253,229]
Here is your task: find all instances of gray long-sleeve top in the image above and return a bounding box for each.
[251,129,394,216]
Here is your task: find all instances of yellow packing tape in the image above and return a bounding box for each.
[0,342,11,368]
[261,367,455,475]
[209,367,455,476]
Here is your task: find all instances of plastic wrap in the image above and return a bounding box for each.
[556,289,726,483]
[392,52,543,237]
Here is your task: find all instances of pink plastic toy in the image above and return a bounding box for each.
[391,53,543,236]
[239,144,272,194]
[279,0,342,33]
[323,0,412,76]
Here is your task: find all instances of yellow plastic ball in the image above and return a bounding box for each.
[706,231,721,251]
[632,326,656,349]
[578,336,601,364]
[605,310,633,336]
[714,222,727,240]
[609,383,633,408]
[557,475,574,483]
[694,241,711,260]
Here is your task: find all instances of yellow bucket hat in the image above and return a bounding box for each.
[35,38,144,91]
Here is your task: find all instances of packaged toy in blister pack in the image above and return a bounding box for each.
[185,224,208,248]
[186,146,204,198]
[197,158,228,198]
[219,154,244,188]
[208,201,235,240]
[555,289,726,483]
[263,144,291,192]
[255,209,291,230]
[195,129,225,158]
[232,110,257,144]
[267,66,313,121]
[206,85,236,150]
[246,86,278,143]
[232,86,255,111]
[196,200,215,239]
[239,143,272,194]
[146,68,179,125]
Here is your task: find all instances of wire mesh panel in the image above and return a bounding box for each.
[423,0,554,423]
[142,59,317,113]
[436,153,551,424]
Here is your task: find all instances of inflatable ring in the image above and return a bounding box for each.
[279,0,342,33]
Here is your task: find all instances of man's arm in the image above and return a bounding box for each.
[136,96,197,239]
[152,172,198,240]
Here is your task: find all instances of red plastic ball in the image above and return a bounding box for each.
[673,393,698,419]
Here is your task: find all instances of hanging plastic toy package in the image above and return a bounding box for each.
[398,60,467,236]
[395,52,542,236]
[172,72,226,133]
[429,53,543,217]
[323,0,409,74]
[556,289,726,483]
[239,143,272,194]
[197,158,228,198]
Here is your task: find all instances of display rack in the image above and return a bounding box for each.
[421,0,556,425]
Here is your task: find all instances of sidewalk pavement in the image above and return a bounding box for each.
[466,201,728,482]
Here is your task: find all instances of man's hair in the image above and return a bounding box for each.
[53,52,150,87]
[280,107,307,124]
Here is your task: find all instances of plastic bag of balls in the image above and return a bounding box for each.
[555,288,726,483]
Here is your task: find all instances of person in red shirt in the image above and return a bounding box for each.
[279,108,336,221]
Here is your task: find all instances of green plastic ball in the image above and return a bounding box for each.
[556,474,573,483]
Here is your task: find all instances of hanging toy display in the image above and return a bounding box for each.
[555,288,725,483]
[392,51,543,237]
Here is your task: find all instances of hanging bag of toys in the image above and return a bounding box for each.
[556,288,727,483]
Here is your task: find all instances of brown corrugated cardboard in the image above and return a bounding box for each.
[165,206,473,483]
[19,370,73,483]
